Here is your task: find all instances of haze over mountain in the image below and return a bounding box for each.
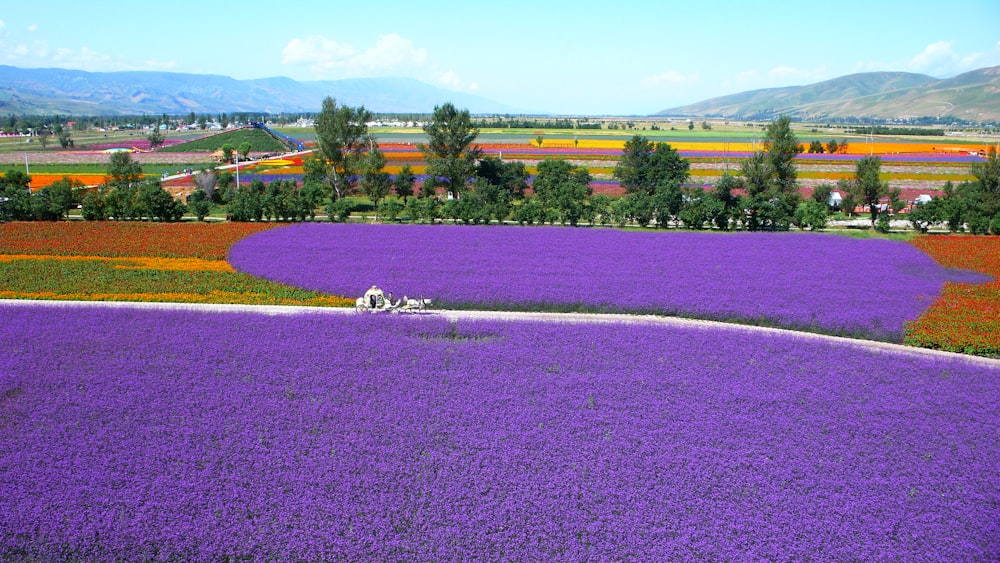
[0,65,523,115]
[3,64,1000,121]
[657,66,1000,122]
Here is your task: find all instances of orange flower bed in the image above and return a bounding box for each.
[0,290,353,307]
[0,222,355,308]
[0,254,235,272]
[0,222,279,259]
[906,235,1000,356]
[28,173,109,189]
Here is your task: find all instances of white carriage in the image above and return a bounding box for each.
[356,285,431,313]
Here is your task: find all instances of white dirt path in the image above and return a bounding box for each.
[4,299,999,368]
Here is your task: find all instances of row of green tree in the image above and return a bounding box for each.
[471,117,602,129]
[0,152,189,222]
[302,101,1000,232]
[907,148,1000,234]
[846,126,945,136]
[2,112,284,135]
[299,102,871,230]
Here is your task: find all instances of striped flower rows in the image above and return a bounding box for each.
[0,222,353,307]
[906,235,1000,356]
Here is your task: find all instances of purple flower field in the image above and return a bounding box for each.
[228,224,987,341]
[1,304,998,560]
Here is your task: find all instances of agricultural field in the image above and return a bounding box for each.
[158,128,290,154]
[1,304,998,560]
[905,235,1000,355]
[2,218,999,559]
[1,125,991,198]
[229,223,988,342]
[0,222,352,307]
[218,138,986,201]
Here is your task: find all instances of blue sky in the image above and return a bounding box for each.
[2,0,998,115]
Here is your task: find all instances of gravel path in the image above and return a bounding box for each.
[5,299,998,368]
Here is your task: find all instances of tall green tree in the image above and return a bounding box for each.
[709,173,741,230]
[476,156,529,200]
[314,96,371,200]
[613,135,689,196]
[58,130,74,149]
[393,165,416,203]
[359,140,392,217]
[421,103,481,198]
[736,116,802,231]
[0,169,34,220]
[532,159,593,226]
[187,189,212,221]
[148,126,165,149]
[848,155,890,228]
[37,177,79,220]
[104,152,144,220]
[971,146,1000,221]
[613,135,689,228]
[136,179,185,221]
[107,151,143,191]
[37,129,51,149]
[762,115,801,194]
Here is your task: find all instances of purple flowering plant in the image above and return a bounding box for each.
[229,224,987,341]
[1,304,998,560]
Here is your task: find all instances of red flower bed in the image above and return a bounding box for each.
[906,235,1000,356]
[0,222,279,260]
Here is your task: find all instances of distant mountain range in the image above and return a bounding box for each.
[658,66,1000,122]
[4,64,999,121]
[0,65,521,115]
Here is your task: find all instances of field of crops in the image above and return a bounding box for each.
[213,140,985,200]
[159,128,288,153]
[2,304,997,560]
[229,223,987,342]
[2,218,999,560]
[3,127,988,198]
[905,235,1000,356]
[0,222,353,307]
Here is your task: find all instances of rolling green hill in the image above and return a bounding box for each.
[658,66,1000,121]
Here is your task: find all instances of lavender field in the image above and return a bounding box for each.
[229,224,989,341]
[2,304,998,560]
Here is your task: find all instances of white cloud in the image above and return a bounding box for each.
[27,24,37,32]
[855,41,1000,78]
[282,33,427,77]
[438,70,461,88]
[907,40,986,76]
[0,20,6,31]
[0,33,174,72]
[437,70,478,92]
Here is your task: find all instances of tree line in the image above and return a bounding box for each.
[0,152,187,222]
